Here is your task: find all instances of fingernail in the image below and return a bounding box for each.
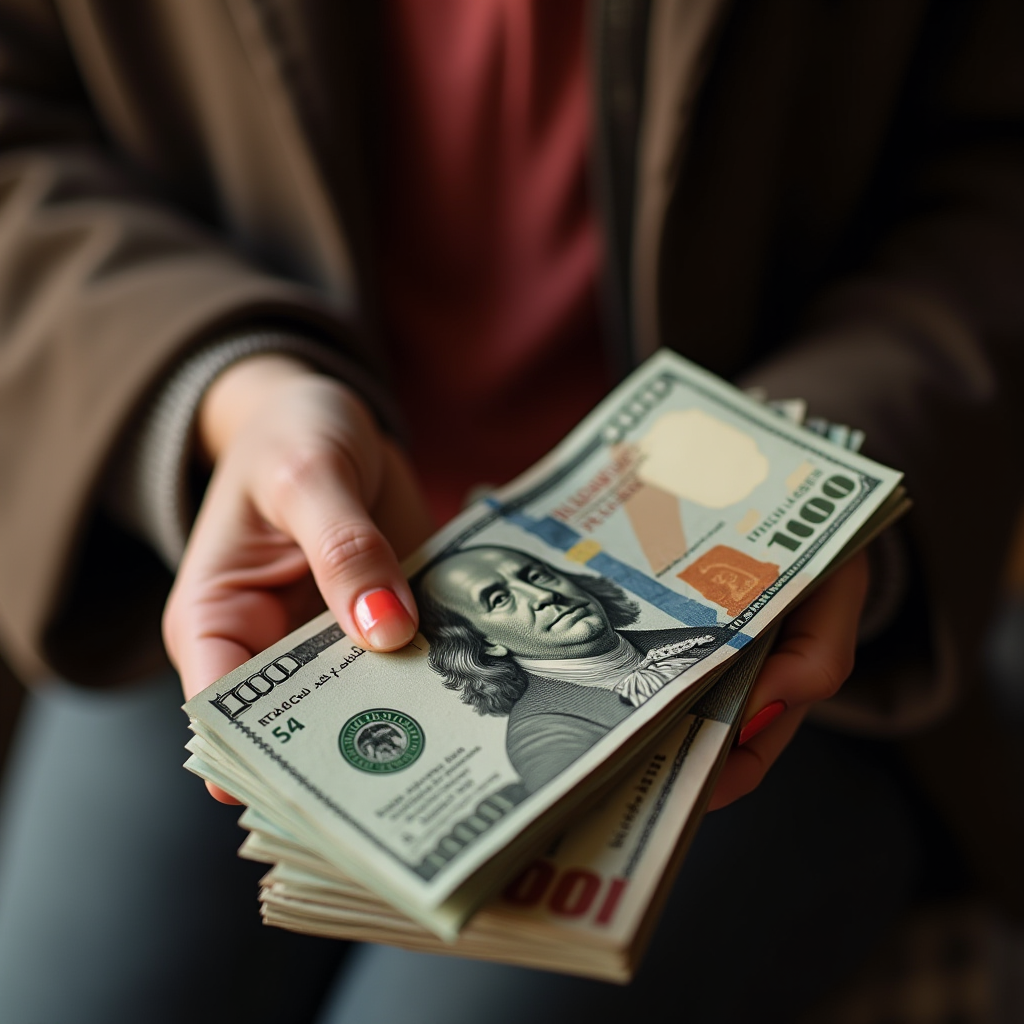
[738,700,787,746]
[354,588,415,650]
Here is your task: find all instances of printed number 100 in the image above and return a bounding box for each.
[768,475,856,553]
[502,860,627,926]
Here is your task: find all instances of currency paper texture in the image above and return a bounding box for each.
[244,629,777,981]
[184,349,903,937]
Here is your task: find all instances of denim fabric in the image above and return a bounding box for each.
[0,672,925,1024]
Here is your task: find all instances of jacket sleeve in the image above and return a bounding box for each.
[0,4,370,686]
[744,0,1024,734]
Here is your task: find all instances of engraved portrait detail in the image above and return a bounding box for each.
[414,546,728,792]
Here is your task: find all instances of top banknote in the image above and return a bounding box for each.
[184,350,904,937]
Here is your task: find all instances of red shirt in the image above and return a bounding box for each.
[381,0,609,524]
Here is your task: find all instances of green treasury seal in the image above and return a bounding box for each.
[339,709,424,774]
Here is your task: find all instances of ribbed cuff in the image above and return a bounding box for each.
[103,331,386,568]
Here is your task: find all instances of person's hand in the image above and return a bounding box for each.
[163,355,434,801]
[708,549,869,811]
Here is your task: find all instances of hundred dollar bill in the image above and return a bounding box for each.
[241,628,778,982]
[184,349,906,938]
[231,396,867,975]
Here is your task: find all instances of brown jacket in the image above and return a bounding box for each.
[0,1,1022,904]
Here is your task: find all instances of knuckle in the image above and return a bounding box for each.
[265,440,373,519]
[316,522,390,581]
[810,649,855,701]
[271,444,346,498]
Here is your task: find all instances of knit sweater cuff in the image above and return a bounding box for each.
[102,331,384,568]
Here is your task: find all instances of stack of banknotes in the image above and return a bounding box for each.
[184,350,909,982]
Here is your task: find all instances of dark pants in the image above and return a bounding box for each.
[0,671,931,1023]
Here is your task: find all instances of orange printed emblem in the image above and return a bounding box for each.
[678,545,779,617]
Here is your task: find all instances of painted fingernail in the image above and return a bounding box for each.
[354,588,415,650]
[738,700,787,746]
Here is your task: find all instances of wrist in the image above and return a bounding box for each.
[198,354,318,463]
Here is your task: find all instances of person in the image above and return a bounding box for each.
[0,1,1021,1021]
[416,544,729,789]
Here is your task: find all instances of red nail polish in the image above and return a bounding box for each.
[354,588,415,650]
[738,700,787,746]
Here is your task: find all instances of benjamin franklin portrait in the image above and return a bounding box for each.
[415,545,729,792]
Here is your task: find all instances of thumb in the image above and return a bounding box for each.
[260,447,419,651]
